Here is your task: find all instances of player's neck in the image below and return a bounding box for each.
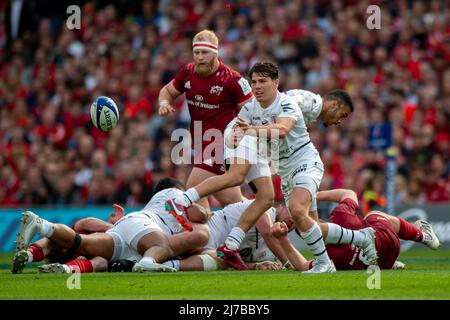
[259,92,278,108]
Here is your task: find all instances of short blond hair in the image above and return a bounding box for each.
[193,30,219,47]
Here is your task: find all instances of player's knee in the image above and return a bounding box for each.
[225,170,246,187]
[190,228,209,247]
[255,190,274,210]
[199,254,222,271]
[289,204,309,219]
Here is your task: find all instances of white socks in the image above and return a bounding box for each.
[40,219,55,238]
[225,227,246,250]
[326,223,366,246]
[162,260,180,271]
[300,222,331,263]
[175,188,200,207]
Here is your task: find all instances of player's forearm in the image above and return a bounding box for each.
[245,124,290,139]
[277,237,309,271]
[262,235,289,264]
[158,85,175,105]
[316,189,357,203]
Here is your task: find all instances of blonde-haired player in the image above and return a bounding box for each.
[158,29,253,214]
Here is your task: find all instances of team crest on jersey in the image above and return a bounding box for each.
[184,81,191,89]
[210,85,223,95]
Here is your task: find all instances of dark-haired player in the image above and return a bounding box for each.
[230,62,360,273]
[271,188,440,271]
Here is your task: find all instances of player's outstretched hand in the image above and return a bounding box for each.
[271,222,288,239]
[255,261,281,270]
[158,101,176,116]
[108,204,125,224]
[236,117,250,131]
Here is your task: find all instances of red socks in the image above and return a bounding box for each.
[27,244,44,262]
[398,218,423,242]
[66,259,94,273]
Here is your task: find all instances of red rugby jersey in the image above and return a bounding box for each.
[172,60,253,147]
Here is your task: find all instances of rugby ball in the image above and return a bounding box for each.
[90,96,119,132]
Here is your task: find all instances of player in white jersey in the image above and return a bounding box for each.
[166,117,282,271]
[12,178,210,273]
[162,200,288,271]
[234,62,361,273]
[161,197,377,272]
[285,88,353,127]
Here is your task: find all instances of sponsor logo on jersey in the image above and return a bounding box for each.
[210,85,223,95]
[184,81,191,89]
[195,95,204,101]
[238,77,251,95]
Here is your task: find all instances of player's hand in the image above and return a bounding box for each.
[108,204,125,224]
[158,101,175,116]
[225,127,244,148]
[255,261,281,270]
[271,222,289,239]
[236,117,250,131]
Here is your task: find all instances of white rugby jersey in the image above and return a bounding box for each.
[285,89,323,125]
[237,91,318,168]
[207,200,276,262]
[141,188,185,234]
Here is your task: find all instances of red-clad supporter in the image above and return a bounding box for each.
[0,1,448,208]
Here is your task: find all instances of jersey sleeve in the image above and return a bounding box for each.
[286,89,323,122]
[171,65,188,93]
[229,76,253,105]
[278,97,302,121]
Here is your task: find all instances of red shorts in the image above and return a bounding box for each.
[192,139,225,175]
[328,209,400,270]
[365,214,400,269]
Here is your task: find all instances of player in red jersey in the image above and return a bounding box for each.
[158,30,253,210]
[271,188,440,271]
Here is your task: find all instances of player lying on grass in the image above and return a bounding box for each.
[271,188,440,271]
[155,199,378,272]
[35,200,287,274]
[11,204,126,274]
[12,178,210,274]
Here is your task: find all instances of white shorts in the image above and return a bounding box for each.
[106,211,170,253]
[224,127,271,183]
[280,156,324,212]
[106,232,141,262]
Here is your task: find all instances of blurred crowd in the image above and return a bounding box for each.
[0,0,449,209]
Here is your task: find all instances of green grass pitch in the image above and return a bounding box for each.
[0,248,449,300]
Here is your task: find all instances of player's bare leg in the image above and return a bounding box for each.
[217,176,273,270]
[12,211,114,273]
[289,188,335,273]
[186,167,243,209]
[366,211,440,249]
[177,161,248,208]
[168,223,210,256]
[132,231,177,272]
[163,253,226,272]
